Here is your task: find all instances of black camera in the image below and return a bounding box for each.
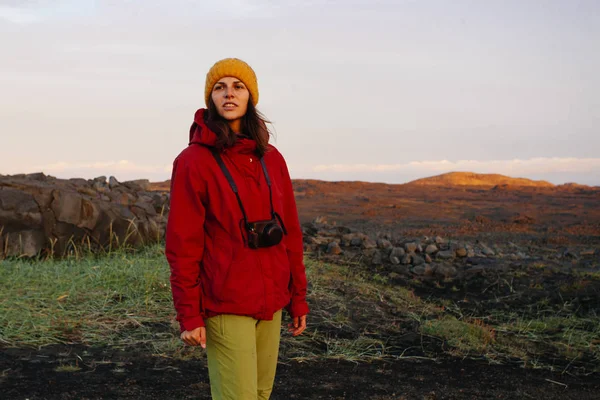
[246,218,284,249]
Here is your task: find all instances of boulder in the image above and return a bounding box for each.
[412,254,425,266]
[456,247,468,257]
[425,244,438,254]
[372,251,383,265]
[123,179,150,191]
[109,176,120,189]
[437,250,455,260]
[0,173,169,257]
[92,181,108,193]
[362,238,377,250]
[51,191,83,225]
[390,247,406,259]
[405,242,418,253]
[376,238,393,249]
[412,264,434,277]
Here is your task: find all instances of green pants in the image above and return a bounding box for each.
[205,310,282,400]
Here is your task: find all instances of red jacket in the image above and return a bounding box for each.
[165,109,309,332]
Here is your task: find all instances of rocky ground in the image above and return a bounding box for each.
[2,174,599,399]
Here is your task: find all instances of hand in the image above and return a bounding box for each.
[287,315,307,337]
[180,327,206,348]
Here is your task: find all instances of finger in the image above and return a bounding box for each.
[181,335,193,346]
[189,334,200,346]
[292,326,304,336]
[294,317,299,328]
[292,323,306,336]
[293,316,307,336]
[180,333,189,345]
[182,331,199,346]
[199,327,207,349]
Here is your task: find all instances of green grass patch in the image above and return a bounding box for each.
[54,364,82,372]
[0,244,176,349]
[421,316,496,354]
[496,314,600,362]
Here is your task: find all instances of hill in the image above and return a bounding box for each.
[149,172,561,192]
[406,172,555,188]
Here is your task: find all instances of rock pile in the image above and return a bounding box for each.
[0,173,169,257]
[302,217,537,282]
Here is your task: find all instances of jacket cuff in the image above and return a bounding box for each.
[286,300,309,318]
[179,315,205,333]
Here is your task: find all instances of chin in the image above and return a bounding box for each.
[220,111,244,121]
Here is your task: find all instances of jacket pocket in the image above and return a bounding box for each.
[203,234,234,302]
[218,251,256,304]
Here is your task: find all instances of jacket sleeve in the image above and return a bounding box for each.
[165,155,207,332]
[279,154,310,318]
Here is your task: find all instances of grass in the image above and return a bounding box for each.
[54,364,82,372]
[0,244,176,349]
[421,316,496,354]
[495,314,600,362]
[1,243,598,373]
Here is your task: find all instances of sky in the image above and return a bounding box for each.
[0,0,599,185]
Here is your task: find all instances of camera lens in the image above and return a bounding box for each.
[263,223,283,246]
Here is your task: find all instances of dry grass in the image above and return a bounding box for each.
[1,245,598,373]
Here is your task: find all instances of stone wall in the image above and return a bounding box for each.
[0,173,169,257]
[300,216,579,283]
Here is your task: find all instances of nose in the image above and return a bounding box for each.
[224,86,234,98]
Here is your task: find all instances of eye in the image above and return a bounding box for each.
[236,84,245,90]
[213,85,223,91]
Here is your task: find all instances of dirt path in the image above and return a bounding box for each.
[2,345,599,399]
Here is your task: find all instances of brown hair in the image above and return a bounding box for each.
[206,96,271,158]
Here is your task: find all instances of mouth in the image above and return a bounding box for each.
[222,102,238,110]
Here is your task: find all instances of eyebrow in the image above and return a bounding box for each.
[215,80,244,85]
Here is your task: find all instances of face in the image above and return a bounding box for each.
[211,76,250,125]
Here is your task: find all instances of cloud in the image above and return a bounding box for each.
[313,157,600,176]
[4,157,599,186]
[0,6,41,23]
[9,160,173,182]
[195,0,281,17]
[0,1,94,24]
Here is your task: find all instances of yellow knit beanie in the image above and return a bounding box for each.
[204,58,259,107]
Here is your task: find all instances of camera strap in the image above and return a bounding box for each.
[209,148,286,234]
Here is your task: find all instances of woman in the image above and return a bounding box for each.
[165,58,309,400]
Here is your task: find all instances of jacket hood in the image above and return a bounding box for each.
[188,108,267,154]
[188,108,218,147]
